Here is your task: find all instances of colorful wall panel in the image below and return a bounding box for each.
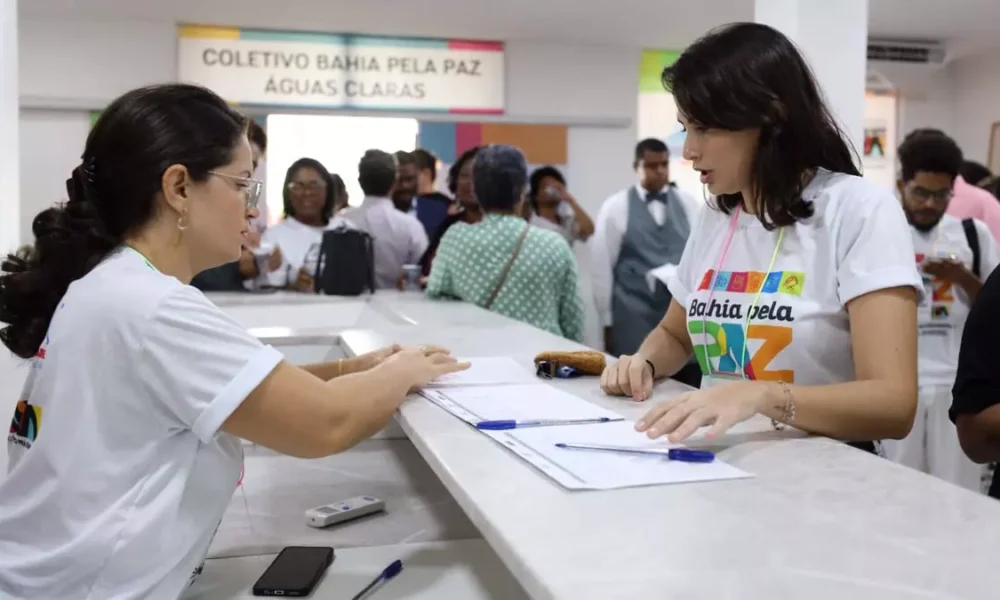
[416,121,568,166]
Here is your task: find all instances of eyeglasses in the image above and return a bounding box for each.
[906,185,953,205]
[209,171,263,209]
[287,181,328,194]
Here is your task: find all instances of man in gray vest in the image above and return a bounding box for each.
[592,138,700,387]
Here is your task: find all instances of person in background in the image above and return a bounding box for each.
[882,130,999,490]
[917,131,1000,242]
[247,120,270,233]
[391,151,419,213]
[419,146,483,277]
[331,173,350,214]
[338,150,428,289]
[0,83,467,599]
[601,23,921,448]
[527,166,595,244]
[591,138,699,387]
[959,161,993,189]
[261,158,336,292]
[411,148,454,238]
[426,145,585,341]
[191,118,282,292]
[950,265,1000,500]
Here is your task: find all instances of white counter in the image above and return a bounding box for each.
[214,292,1000,599]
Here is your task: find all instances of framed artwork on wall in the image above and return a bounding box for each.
[988,122,1000,175]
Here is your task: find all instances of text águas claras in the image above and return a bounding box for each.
[265,77,425,98]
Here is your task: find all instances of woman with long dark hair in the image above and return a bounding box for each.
[261,157,337,291]
[0,84,465,598]
[419,145,483,277]
[601,23,922,446]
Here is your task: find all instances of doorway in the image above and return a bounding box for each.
[264,114,419,224]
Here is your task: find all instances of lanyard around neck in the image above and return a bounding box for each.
[125,245,159,273]
[700,205,786,380]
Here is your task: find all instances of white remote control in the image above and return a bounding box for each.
[305,496,386,528]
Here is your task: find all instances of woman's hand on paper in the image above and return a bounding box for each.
[382,347,470,391]
[635,380,770,442]
[354,344,450,373]
[600,354,654,402]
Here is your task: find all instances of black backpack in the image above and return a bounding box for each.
[313,227,375,296]
[961,218,981,278]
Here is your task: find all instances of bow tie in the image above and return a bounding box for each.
[646,192,668,203]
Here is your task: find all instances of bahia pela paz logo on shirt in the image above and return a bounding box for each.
[9,315,57,448]
[9,400,42,449]
[687,268,805,382]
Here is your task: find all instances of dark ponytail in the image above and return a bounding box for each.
[0,84,246,359]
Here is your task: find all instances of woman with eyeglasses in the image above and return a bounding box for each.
[261,158,337,292]
[0,83,467,599]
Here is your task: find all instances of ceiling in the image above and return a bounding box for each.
[18,0,1000,58]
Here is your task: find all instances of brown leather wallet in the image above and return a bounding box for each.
[533,350,606,376]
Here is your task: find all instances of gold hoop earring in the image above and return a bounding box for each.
[177,210,189,232]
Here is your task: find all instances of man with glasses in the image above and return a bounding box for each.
[882,129,1000,491]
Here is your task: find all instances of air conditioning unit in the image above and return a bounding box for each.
[867,39,947,65]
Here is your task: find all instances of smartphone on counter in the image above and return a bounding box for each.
[252,546,334,597]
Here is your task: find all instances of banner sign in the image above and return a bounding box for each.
[178,25,505,114]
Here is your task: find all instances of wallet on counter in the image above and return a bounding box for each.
[533,350,606,378]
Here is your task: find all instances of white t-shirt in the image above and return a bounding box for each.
[0,248,283,599]
[261,217,328,287]
[667,169,923,388]
[912,214,1000,386]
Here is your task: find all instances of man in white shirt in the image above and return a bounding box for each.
[338,150,429,289]
[592,138,699,386]
[884,129,1000,491]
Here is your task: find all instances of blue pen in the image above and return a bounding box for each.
[350,559,403,600]
[554,442,715,463]
[476,417,624,431]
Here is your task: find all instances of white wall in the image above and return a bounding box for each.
[889,53,1000,170]
[952,50,1000,166]
[19,18,176,104]
[18,109,91,241]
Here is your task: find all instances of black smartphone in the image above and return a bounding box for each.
[252,546,334,597]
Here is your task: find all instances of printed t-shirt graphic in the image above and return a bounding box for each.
[7,315,56,454]
[911,214,1000,385]
[689,267,805,382]
[916,250,956,326]
[8,401,41,449]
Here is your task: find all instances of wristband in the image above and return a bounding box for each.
[644,359,656,379]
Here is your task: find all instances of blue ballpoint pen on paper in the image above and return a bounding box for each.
[554,443,716,463]
[350,559,403,600]
[476,417,624,431]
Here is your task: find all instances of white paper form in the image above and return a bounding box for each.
[418,384,622,427]
[484,420,752,490]
[426,357,537,387]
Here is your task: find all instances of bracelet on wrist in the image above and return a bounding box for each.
[770,380,796,430]
[644,359,656,379]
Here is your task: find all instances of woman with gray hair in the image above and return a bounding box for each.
[425,144,585,341]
